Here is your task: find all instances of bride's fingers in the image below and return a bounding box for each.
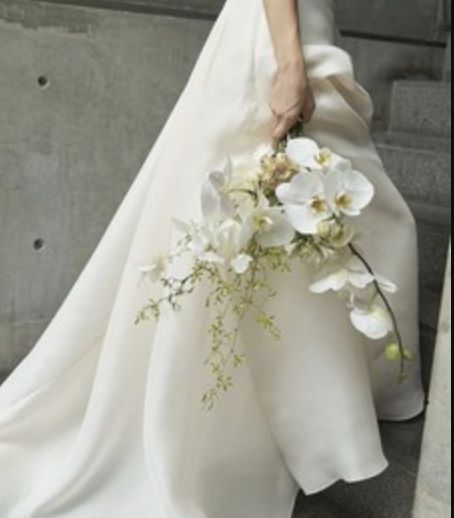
[272,112,299,148]
[301,93,316,123]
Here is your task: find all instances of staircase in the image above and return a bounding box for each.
[293,34,452,518]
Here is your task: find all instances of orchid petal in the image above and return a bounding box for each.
[286,138,321,169]
[309,268,349,293]
[350,305,393,339]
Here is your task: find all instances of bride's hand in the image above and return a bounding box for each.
[268,62,315,148]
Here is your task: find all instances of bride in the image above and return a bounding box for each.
[0,0,425,516]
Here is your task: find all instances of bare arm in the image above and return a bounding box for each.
[262,0,315,147]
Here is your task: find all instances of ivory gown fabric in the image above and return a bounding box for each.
[0,0,425,516]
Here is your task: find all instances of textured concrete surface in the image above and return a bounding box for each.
[414,249,452,518]
[335,0,449,43]
[43,0,451,43]
[375,139,451,293]
[389,80,452,137]
[293,492,358,518]
[0,0,212,370]
[376,142,451,207]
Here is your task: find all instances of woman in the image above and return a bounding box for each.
[0,0,424,516]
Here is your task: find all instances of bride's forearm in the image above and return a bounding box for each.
[262,0,305,72]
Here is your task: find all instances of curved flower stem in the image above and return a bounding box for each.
[348,243,407,380]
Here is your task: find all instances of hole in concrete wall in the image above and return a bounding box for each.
[33,238,45,251]
[37,76,49,89]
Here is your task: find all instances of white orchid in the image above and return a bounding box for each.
[193,219,242,264]
[310,254,397,295]
[324,168,374,217]
[140,254,168,282]
[239,207,295,249]
[201,158,235,222]
[350,303,394,340]
[286,137,342,172]
[190,221,254,276]
[276,172,331,234]
[286,137,322,170]
[309,255,375,293]
[285,138,374,217]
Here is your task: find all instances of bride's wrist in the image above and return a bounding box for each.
[276,55,306,76]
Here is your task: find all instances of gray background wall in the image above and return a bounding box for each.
[0,0,451,371]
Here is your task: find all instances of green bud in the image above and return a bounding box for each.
[403,348,414,361]
[385,343,401,362]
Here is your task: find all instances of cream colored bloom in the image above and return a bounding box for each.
[309,255,375,293]
[201,159,235,222]
[285,137,325,170]
[228,159,261,193]
[195,219,242,264]
[317,220,356,248]
[239,207,295,249]
[350,303,393,340]
[276,172,331,235]
[140,254,167,282]
[310,254,396,295]
[324,168,374,217]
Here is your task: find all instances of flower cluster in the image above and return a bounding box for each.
[136,134,413,409]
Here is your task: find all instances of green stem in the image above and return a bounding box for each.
[348,243,407,379]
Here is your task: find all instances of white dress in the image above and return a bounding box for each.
[0,1,425,517]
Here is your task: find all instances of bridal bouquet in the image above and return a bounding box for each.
[136,124,413,409]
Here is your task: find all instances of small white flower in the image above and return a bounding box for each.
[276,172,331,234]
[350,303,393,340]
[375,274,398,294]
[188,219,242,268]
[140,254,167,283]
[324,168,374,217]
[309,255,375,294]
[286,137,323,170]
[230,253,253,274]
[239,207,295,249]
[201,158,235,222]
[228,159,261,192]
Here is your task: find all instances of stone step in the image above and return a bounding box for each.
[340,38,445,126]
[373,131,451,154]
[411,203,452,294]
[389,81,452,137]
[375,140,451,207]
[293,492,359,518]
[373,135,451,293]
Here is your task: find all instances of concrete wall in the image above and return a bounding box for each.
[0,0,212,370]
[0,0,449,371]
[43,0,451,42]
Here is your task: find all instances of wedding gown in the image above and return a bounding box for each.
[0,0,425,516]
